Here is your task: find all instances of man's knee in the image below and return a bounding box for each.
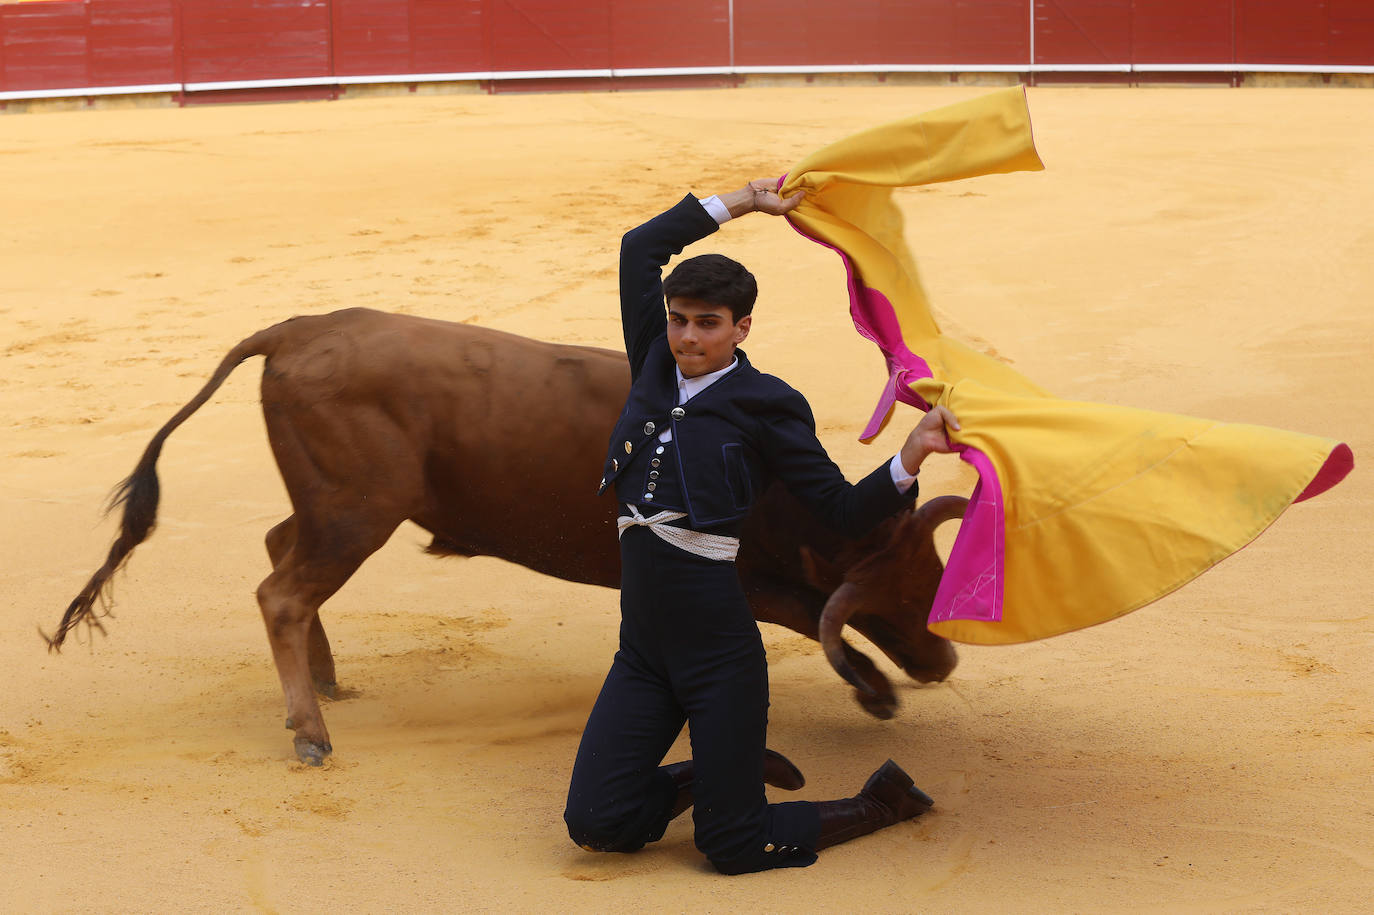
[564,807,644,854]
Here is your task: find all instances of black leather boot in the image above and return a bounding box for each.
[814,759,934,850]
[664,748,807,820]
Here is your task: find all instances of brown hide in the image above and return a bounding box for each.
[50,308,958,764]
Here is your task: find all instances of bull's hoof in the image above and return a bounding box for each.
[906,643,959,684]
[315,680,338,700]
[284,716,295,730]
[856,688,898,720]
[293,736,333,767]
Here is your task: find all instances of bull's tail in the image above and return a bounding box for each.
[44,323,290,650]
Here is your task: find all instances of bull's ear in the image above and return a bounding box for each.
[799,545,844,593]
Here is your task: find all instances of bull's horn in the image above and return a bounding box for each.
[818,582,876,696]
[913,495,969,532]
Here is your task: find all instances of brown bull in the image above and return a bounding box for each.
[49,308,965,764]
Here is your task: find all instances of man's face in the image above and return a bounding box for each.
[666,297,751,378]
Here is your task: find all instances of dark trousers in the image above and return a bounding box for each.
[564,526,819,874]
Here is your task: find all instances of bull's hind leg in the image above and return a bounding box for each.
[256,513,399,765]
[306,617,337,699]
[265,515,338,699]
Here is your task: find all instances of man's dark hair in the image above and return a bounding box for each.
[663,254,757,321]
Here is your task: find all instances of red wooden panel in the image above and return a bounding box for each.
[734,0,1026,68]
[1132,0,1233,63]
[1,0,87,91]
[863,0,1029,66]
[488,0,611,71]
[1235,0,1326,64]
[1328,0,1374,65]
[1033,0,1130,64]
[948,0,1030,64]
[410,0,484,72]
[332,0,409,75]
[734,0,907,67]
[88,0,176,86]
[732,0,803,67]
[180,0,331,83]
[609,0,728,70]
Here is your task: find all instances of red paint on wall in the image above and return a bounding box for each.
[410,0,484,74]
[180,0,331,83]
[332,0,409,76]
[1328,0,1374,66]
[1,1,1370,98]
[946,0,1031,65]
[732,0,1028,68]
[88,0,175,86]
[2,1,87,91]
[1033,0,1130,65]
[1236,0,1327,64]
[609,0,727,71]
[1132,0,1233,64]
[488,0,610,71]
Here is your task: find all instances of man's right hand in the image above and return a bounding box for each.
[899,405,962,475]
[719,179,806,219]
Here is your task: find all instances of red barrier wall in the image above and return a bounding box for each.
[733,0,1029,67]
[2,0,88,91]
[2,0,1371,97]
[1133,0,1233,64]
[180,0,331,83]
[89,0,176,85]
[1034,0,1131,65]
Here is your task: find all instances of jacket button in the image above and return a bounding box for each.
[644,493,654,501]
[655,446,665,455]
[764,843,775,853]
[649,470,659,480]
[671,407,686,420]
[624,441,633,454]
[599,477,605,487]
[650,458,661,468]
[612,458,618,472]
[643,421,655,435]
[646,482,656,491]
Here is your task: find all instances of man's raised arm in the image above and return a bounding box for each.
[617,181,804,379]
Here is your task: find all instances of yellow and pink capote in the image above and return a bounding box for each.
[778,86,1353,645]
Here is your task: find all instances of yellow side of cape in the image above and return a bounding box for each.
[780,87,1353,645]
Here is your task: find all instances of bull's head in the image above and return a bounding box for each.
[798,495,968,718]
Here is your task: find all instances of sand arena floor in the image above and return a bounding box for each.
[1,86,1371,912]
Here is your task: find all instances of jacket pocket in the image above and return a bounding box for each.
[721,443,754,511]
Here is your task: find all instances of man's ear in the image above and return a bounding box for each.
[734,314,752,344]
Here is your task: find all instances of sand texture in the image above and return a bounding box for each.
[2,86,1370,912]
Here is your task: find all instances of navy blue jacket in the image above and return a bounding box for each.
[599,194,918,536]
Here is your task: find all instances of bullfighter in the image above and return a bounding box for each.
[563,179,962,875]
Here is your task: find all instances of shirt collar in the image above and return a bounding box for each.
[675,356,738,404]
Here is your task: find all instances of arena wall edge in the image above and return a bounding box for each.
[2,0,1371,107]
